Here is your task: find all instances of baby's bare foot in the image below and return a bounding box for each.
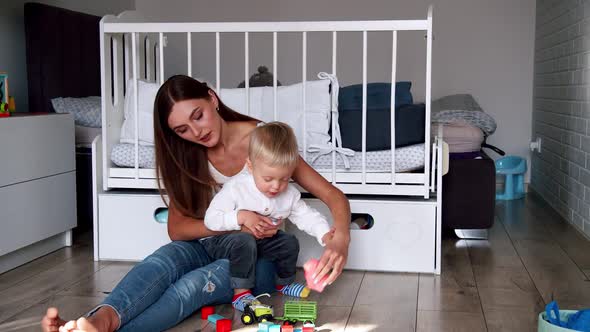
[41,307,66,332]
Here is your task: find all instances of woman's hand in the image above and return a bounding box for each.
[238,210,278,239]
[313,229,350,286]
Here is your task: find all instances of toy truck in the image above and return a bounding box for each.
[241,301,274,325]
[274,301,317,325]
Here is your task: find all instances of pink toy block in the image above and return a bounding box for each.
[302,327,315,332]
[201,306,215,320]
[282,324,294,332]
[303,259,328,292]
[216,318,232,332]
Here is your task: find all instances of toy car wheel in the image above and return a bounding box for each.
[289,320,298,325]
[261,315,274,322]
[241,312,255,325]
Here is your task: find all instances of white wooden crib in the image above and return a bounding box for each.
[93,5,445,274]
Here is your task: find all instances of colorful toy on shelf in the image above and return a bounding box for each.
[0,103,9,117]
[275,301,317,325]
[201,306,215,320]
[303,259,328,293]
[8,96,15,112]
[0,73,8,104]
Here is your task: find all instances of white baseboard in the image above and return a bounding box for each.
[0,231,71,274]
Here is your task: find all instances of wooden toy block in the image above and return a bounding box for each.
[269,324,281,332]
[201,306,215,320]
[258,321,273,332]
[282,324,294,332]
[302,327,315,332]
[216,318,232,332]
[207,314,225,324]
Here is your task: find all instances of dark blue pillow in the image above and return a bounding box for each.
[337,103,425,151]
[338,82,413,111]
[336,82,422,151]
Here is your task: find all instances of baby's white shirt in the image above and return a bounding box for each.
[204,172,331,245]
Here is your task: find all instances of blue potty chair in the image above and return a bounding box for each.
[495,155,527,200]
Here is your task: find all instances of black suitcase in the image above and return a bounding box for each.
[442,153,496,231]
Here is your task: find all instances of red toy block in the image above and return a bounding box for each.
[303,259,328,292]
[216,318,232,332]
[302,327,315,332]
[282,324,294,332]
[201,306,215,320]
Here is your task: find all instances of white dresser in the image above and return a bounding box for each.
[0,113,77,274]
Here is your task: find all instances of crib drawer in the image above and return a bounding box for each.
[98,193,170,261]
[288,197,437,273]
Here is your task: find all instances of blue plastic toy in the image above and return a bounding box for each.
[495,155,527,200]
[154,208,169,223]
[543,301,590,331]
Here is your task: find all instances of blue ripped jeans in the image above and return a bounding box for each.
[92,240,276,332]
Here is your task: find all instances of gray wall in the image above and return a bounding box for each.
[136,0,536,172]
[0,0,134,112]
[531,0,590,237]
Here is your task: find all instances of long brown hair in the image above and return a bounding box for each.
[154,75,257,218]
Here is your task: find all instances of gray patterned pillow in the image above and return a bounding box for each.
[51,96,101,128]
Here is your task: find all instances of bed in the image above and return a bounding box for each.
[94,6,445,273]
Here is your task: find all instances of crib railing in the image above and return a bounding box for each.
[100,6,436,197]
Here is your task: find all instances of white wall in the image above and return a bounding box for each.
[135,0,535,170]
[531,0,590,236]
[0,0,134,112]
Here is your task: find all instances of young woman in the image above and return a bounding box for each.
[42,75,350,332]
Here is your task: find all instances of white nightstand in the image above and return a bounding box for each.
[0,113,76,273]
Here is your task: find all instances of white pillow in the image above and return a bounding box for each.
[51,96,102,128]
[120,80,160,146]
[119,77,333,150]
[220,79,332,150]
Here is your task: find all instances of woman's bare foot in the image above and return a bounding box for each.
[41,307,66,332]
[42,306,119,332]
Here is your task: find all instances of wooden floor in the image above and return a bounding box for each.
[1,192,590,332]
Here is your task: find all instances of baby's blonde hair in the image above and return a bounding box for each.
[249,122,299,169]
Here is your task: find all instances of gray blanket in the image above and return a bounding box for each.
[431,94,497,135]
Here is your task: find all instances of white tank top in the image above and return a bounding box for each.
[208,162,249,185]
[207,121,263,185]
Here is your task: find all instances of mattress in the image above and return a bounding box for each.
[111,143,425,173]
